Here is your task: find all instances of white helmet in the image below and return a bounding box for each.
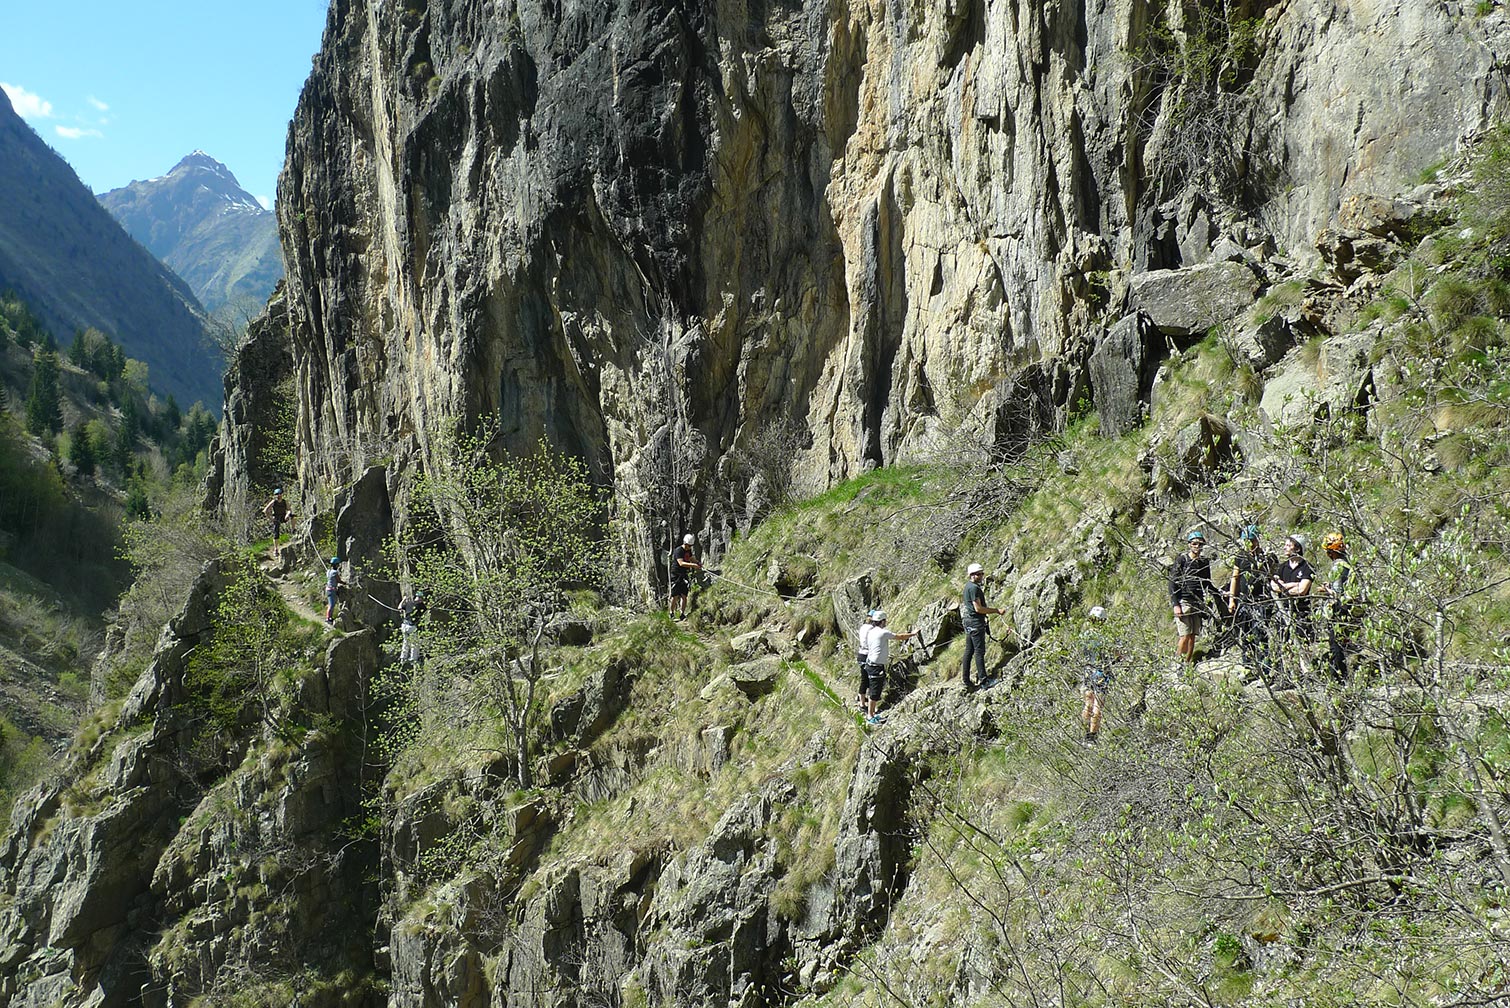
[872,609,887,622]
[1089,605,1107,621]
[967,563,984,575]
[683,533,695,545]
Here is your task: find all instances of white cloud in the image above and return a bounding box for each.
[1,82,54,120]
[256,194,273,211]
[86,95,109,112]
[54,125,103,140]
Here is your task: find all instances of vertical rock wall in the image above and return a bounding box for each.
[270,0,1507,586]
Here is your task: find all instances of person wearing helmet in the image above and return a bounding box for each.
[861,610,918,724]
[1320,532,1355,679]
[1227,524,1276,673]
[262,487,295,559]
[855,609,878,712]
[1169,530,1217,662]
[960,563,1004,692]
[669,533,701,619]
[400,588,427,666]
[1080,605,1116,743]
[325,556,343,625]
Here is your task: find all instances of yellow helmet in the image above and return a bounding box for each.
[1322,531,1346,553]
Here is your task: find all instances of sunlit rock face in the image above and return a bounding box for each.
[274,0,1506,578]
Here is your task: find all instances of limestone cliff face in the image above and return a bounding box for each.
[272,0,1507,583]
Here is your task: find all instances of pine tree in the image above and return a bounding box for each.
[24,351,63,435]
[112,420,134,474]
[67,420,95,477]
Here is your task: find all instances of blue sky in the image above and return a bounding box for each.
[2,0,330,209]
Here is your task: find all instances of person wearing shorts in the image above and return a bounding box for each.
[262,489,293,558]
[669,534,699,619]
[1169,530,1215,662]
[1080,605,1115,742]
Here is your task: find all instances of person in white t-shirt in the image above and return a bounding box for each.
[855,610,877,712]
[861,610,918,725]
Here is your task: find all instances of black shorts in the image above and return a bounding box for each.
[670,576,690,597]
[863,664,886,701]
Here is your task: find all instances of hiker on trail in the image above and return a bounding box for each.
[1080,605,1115,743]
[1320,532,1355,679]
[855,609,877,712]
[325,556,343,625]
[262,489,294,558]
[1170,530,1217,663]
[960,563,1005,692]
[861,610,918,725]
[400,589,426,666]
[1227,524,1276,672]
[669,533,701,619]
[1269,535,1315,677]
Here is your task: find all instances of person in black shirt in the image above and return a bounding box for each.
[1169,530,1216,663]
[960,562,1004,691]
[669,533,701,619]
[1226,524,1275,673]
[1270,535,1316,668]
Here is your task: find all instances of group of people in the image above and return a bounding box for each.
[1170,525,1356,679]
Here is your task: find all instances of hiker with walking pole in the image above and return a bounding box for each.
[960,563,1004,692]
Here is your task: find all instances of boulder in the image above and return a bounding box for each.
[1090,312,1161,436]
[729,658,782,699]
[911,598,962,655]
[1154,415,1241,494]
[728,629,782,663]
[766,555,818,597]
[830,574,875,648]
[1259,328,1377,428]
[1129,261,1263,338]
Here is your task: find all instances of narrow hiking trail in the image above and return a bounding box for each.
[258,556,335,631]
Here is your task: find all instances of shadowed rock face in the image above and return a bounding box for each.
[271,0,1508,589]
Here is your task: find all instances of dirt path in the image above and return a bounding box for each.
[258,557,335,631]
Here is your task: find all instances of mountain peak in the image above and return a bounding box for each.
[170,151,236,183]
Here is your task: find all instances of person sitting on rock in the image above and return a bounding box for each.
[1169,530,1216,663]
[862,610,917,725]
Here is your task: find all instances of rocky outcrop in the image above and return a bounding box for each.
[270,0,1510,596]
[0,565,382,1007]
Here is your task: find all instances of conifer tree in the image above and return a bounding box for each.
[67,420,95,477]
[24,350,63,435]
